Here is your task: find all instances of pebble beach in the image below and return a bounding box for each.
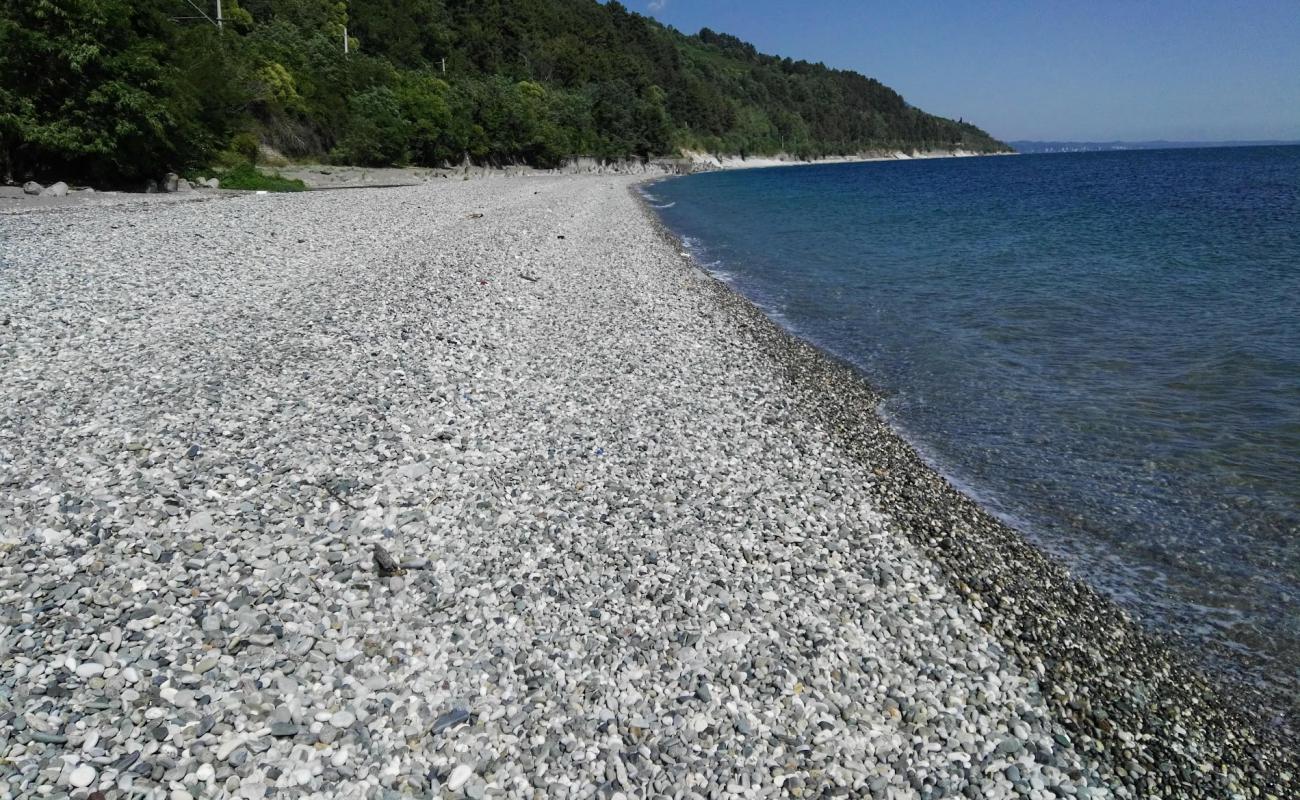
[0,176,1294,799]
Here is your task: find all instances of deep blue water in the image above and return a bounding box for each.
[646,147,1300,716]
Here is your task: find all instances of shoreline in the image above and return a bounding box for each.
[0,148,1013,209]
[682,148,1015,173]
[630,182,1299,786]
[0,174,1293,799]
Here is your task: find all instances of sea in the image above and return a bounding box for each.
[644,145,1300,725]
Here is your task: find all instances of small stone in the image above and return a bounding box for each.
[997,738,1024,756]
[269,722,299,738]
[373,544,402,577]
[30,730,68,745]
[432,707,470,735]
[329,710,355,729]
[69,764,96,788]
[75,663,105,678]
[447,764,473,792]
[217,738,243,760]
[112,752,141,771]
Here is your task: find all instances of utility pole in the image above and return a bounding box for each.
[343,26,349,54]
[215,0,222,32]
[440,57,446,74]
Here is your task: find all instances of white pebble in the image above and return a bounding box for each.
[68,765,95,788]
[447,764,474,792]
[75,663,104,678]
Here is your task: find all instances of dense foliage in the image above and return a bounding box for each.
[0,0,1008,184]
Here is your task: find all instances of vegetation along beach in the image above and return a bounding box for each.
[1,1,1297,799]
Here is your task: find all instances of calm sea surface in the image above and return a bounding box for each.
[646,146,1300,720]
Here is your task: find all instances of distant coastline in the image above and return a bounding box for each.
[1010,139,1300,154]
[683,148,1015,172]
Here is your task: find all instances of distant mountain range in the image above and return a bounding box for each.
[1010,140,1300,154]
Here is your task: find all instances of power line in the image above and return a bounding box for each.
[177,0,219,29]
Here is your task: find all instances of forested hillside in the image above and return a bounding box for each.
[0,0,1009,185]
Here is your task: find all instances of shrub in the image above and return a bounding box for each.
[213,163,306,192]
[230,132,261,166]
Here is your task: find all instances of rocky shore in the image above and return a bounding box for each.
[0,175,1293,799]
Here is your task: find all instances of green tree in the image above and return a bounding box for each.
[335,86,408,166]
[1,0,1010,183]
[0,0,229,183]
[395,71,459,166]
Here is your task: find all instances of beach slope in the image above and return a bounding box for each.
[0,176,1292,798]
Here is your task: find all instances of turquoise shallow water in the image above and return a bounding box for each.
[646,146,1300,719]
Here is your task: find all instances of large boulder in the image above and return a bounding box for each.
[145,179,159,194]
[176,178,193,193]
[163,172,180,193]
[41,182,69,198]
[204,178,220,190]
[22,181,43,195]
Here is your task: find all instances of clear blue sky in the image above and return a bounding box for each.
[638,0,1300,142]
